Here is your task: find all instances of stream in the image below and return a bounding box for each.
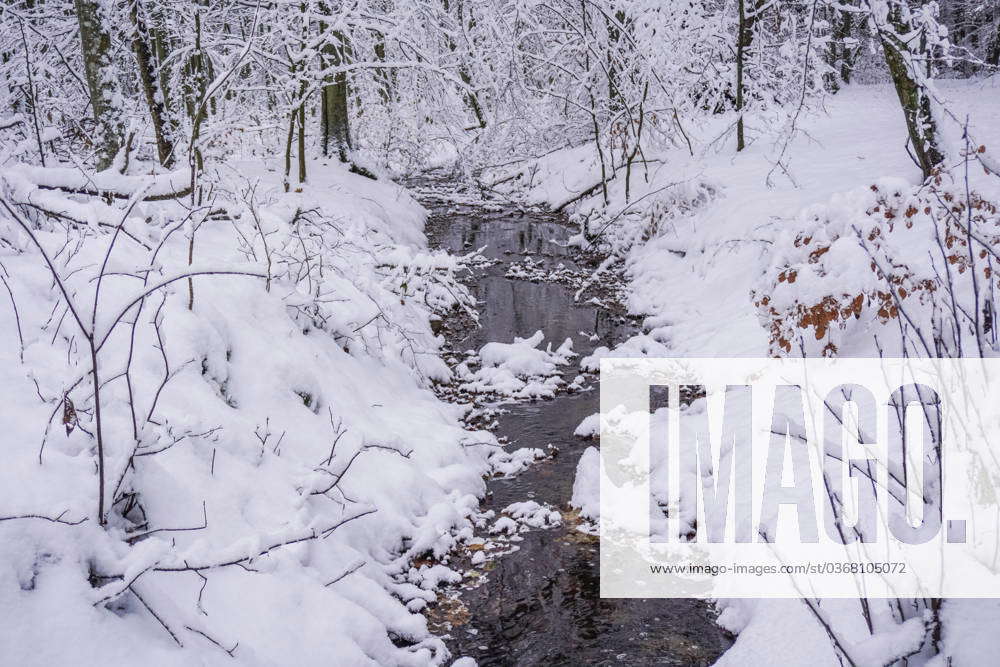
[420,184,732,666]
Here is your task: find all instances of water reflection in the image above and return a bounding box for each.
[427,202,731,666]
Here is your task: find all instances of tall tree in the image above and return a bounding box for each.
[735,0,766,151]
[826,2,858,92]
[131,0,178,167]
[989,15,1000,66]
[867,0,944,179]
[75,0,124,170]
[442,0,486,129]
[320,29,352,162]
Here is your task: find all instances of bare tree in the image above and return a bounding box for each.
[321,30,353,162]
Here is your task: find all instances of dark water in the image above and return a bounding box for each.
[423,191,731,666]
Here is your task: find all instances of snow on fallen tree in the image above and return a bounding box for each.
[10,164,192,201]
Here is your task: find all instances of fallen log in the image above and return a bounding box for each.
[553,173,617,213]
[15,165,192,201]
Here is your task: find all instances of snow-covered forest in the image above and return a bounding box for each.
[0,0,998,665]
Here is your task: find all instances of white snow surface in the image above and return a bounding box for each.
[548,80,1000,667]
[569,447,600,523]
[0,159,495,666]
[454,330,575,399]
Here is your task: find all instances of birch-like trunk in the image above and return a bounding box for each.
[75,0,124,170]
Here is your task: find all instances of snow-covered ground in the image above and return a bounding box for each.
[3,66,999,665]
[508,80,1000,666]
[508,80,999,358]
[0,160,503,665]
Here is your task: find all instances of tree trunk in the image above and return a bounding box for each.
[736,0,747,151]
[443,0,486,129]
[457,67,486,129]
[187,12,210,202]
[284,108,295,192]
[320,30,352,162]
[581,0,608,206]
[295,2,307,182]
[297,96,306,183]
[368,0,396,103]
[606,13,621,118]
[826,3,856,92]
[877,1,944,179]
[75,0,124,170]
[839,10,857,85]
[373,36,394,104]
[131,0,177,167]
[988,19,1000,66]
[735,0,766,152]
[183,12,213,122]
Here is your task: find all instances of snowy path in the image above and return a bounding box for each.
[419,186,731,665]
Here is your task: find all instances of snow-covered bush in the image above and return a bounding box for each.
[742,147,1000,665]
[755,165,1000,358]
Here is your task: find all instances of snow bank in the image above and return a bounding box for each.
[569,447,600,523]
[580,333,672,373]
[510,81,1000,666]
[0,159,491,665]
[754,174,1000,357]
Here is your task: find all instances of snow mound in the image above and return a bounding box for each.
[570,447,601,524]
[573,413,600,438]
[579,333,670,373]
[485,447,548,478]
[456,331,575,399]
[490,501,561,535]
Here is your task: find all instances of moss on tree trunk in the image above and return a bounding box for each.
[879,5,944,180]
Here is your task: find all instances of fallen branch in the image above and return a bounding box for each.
[146,507,377,573]
[125,501,208,545]
[15,200,152,250]
[324,559,366,587]
[553,173,618,213]
[0,511,88,526]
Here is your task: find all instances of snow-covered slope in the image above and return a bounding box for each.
[513,79,1000,667]
[0,160,495,665]
[509,81,998,358]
